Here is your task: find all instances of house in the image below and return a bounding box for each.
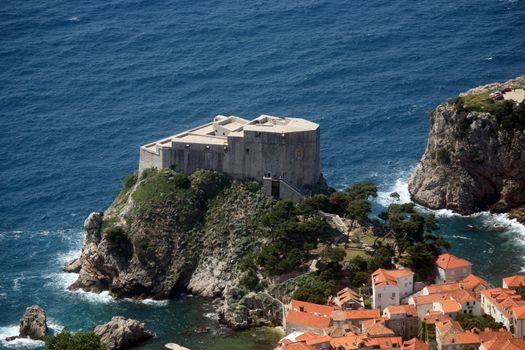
[481,288,525,329]
[434,318,481,350]
[435,254,472,283]
[383,305,419,340]
[402,338,429,350]
[285,310,332,335]
[446,289,481,316]
[480,338,525,350]
[432,300,462,319]
[328,287,364,310]
[372,268,414,311]
[503,275,525,291]
[513,306,525,339]
[409,293,450,319]
[336,309,381,327]
[285,300,334,334]
[421,282,461,296]
[461,273,492,299]
[362,318,396,338]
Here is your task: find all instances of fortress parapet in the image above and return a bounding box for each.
[139,114,321,201]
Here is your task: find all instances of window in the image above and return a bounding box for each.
[466,302,469,306]
[391,293,396,299]
[378,293,381,299]
[245,148,249,153]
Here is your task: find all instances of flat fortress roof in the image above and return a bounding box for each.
[141,114,319,152]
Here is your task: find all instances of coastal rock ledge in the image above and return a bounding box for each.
[408,76,525,216]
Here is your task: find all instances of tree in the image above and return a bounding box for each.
[403,243,436,281]
[367,246,395,272]
[45,331,105,350]
[292,275,336,304]
[345,199,372,248]
[389,192,400,204]
[322,247,346,264]
[345,182,378,201]
[352,271,371,288]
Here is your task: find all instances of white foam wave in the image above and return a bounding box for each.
[68,16,80,22]
[56,248,81,266]
[0,325,43,349]
[204,312,219,321]
[448,235,471,240]
[124,298,169,306]
[376,177,411,207]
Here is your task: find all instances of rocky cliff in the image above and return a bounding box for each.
[408,76,525,215]
[67,169,295,329]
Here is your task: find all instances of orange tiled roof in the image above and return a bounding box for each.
[372,268,413,287]
[403,338,429,350]
[305,335,332,346]
[483,338,525,350]
[295,332,318,342]
[482,288,525,320]
[286,310,331,329]
[344,309,380,320]
[384,304,417,317]
[436,253,472,270]
[513,306,525,320]
[330,334,368,350]
[364,336,403,349]
[503,275,525,289]
[453,331,480,344]
[439,300,462,314]
[283,342,315,350]
[461,274,491,290]
[363,321,395,337]
[412,293,448,305]
[290,299,334,317]
[425,282,461,294]
[446,288,477,304]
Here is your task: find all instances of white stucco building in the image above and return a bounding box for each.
[371,268,414,311]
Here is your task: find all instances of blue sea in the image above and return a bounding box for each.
[1,0,525,349]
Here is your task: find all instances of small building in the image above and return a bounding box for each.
[481,288,525,330]
[383,305,418,340]
[503,275,525,291]
[328,287,364,310]
[362,318,396,338]
[285,300,334,334]
[513,306,525,339]
[435,254,472,283]
[372,268,414,311]
[480,338,525,350]
[334,309,381,327]
[402,338,429,350]
[461,273,492,299]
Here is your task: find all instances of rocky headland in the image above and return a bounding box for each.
[408,76,525,219]
[65,169,338,329]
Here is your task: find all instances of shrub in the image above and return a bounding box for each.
[45,331,105,350]
[105,226,132,258]
[292,275,336,304]
[245,181,261,193]
[122,173,137,192]
[133,236,150,258]
[435,148,451,165]
[352,271,371,288]
[456,313,503,331]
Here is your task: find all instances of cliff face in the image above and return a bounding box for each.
[408,76,525,215]
[67,169,283,328]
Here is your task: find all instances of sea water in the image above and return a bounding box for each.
[1,0,524,348]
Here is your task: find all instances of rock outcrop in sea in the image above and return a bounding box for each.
[5,305,48,341]
[94,316,154,350]
[66,169,287,329]
[408,76,525,216]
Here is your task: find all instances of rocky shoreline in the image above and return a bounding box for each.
[408,76,525,217]
[64,170,293,330]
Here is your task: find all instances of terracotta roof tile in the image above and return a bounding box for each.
[290,299,334,316]
[513,306,525,320]
[461,274,491,290]
[344,309,380,320]
[403,338,429,350]
[372,268,413,287]
[503,275,525,289]
[286,310,331,330]
[436,253,472,270]
[384,304,417,318]
[283,342,316,350]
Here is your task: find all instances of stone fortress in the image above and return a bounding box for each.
[139,114,321,201]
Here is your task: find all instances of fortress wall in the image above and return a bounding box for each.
[139,148,163,172]
[169,143,226,174]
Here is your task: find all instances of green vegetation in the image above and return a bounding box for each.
[45,331,105,350]
[123,173,138,192]
[105,226,132,257]
[292,274,336,304]
[418,320,436,344]
[449,94,525,131]
[457,313,504,331]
